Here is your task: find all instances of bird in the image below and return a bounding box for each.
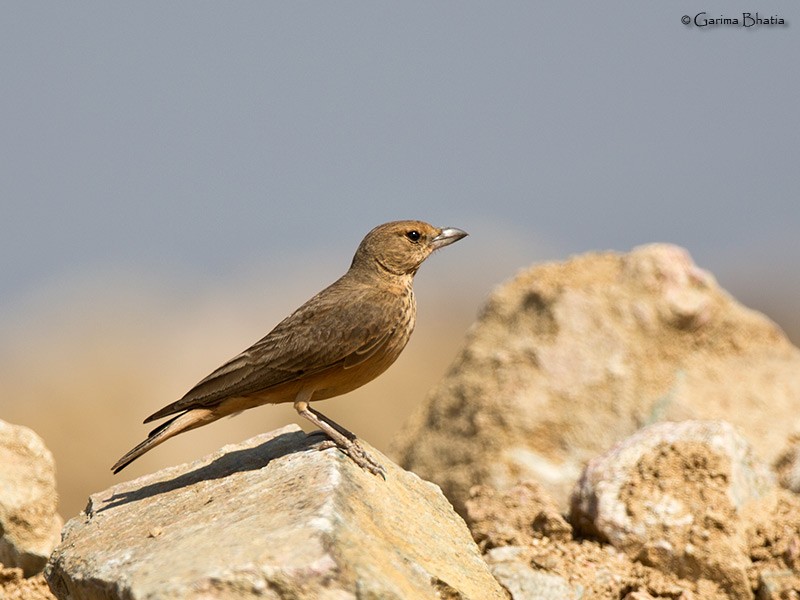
[112,220,467,477]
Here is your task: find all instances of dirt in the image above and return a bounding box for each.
[0,566,56,600]
[466,479,800,599]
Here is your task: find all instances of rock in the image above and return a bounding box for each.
[465,481,572,551]
[392,244,800,514]
[0,566,57,600]
[571,420,775,600]
[0,420,63,577]
[45,425,506,600]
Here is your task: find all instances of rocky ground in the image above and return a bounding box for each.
[0,567,53,600]
[466,423,800,599]
[3,244,800,599]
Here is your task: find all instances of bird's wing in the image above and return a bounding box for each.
[144,280,403,423]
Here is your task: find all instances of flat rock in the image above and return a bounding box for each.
[570,420,774,600]
[45,425,505,600]
[393,244,800,513]
[0,419,63,577]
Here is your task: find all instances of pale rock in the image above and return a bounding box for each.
[46,425,505,600]
[570,420,774,600]
[0,419,63,577]
[393,244,800,514]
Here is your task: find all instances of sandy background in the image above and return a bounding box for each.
[0,260,796,518]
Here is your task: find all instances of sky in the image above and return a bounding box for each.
[2,3,797,306]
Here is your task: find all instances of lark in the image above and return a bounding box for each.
[112,220,467,477]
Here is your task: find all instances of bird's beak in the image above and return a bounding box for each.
[430,227,468,250]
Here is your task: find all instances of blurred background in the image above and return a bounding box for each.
[1,3,797,518]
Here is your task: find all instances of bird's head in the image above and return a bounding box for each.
[350,220,468,276]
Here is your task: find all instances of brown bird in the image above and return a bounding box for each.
[112,220,467,477]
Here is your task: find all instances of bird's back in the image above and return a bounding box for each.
[146,269,416,421]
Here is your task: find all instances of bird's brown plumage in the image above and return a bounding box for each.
[112,220,467,476]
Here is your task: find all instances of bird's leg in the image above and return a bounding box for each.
[294,400,386,478]
[306,405,358,440]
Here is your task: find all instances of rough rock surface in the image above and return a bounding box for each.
[46,425,505,600]
[570,420,774,599]
[0,419,63,577]
[464,481,729,599]
[463,442,800,599]
[393,244,800,514]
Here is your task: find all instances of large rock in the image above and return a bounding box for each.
[0,420,63,577]
[393,244,800,513]
[570,420,774,600]
[45,425,506,600]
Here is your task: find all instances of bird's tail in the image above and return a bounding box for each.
[111,408,215,474]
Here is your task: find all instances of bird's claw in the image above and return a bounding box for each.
[308,433,386,479]
[345,440,387,479]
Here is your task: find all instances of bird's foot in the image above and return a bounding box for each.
[308,432,386,479]
[343,439,387,479]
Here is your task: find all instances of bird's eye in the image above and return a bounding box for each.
[406,230,421,242]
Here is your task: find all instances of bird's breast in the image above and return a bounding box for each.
[309,288,416,401]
